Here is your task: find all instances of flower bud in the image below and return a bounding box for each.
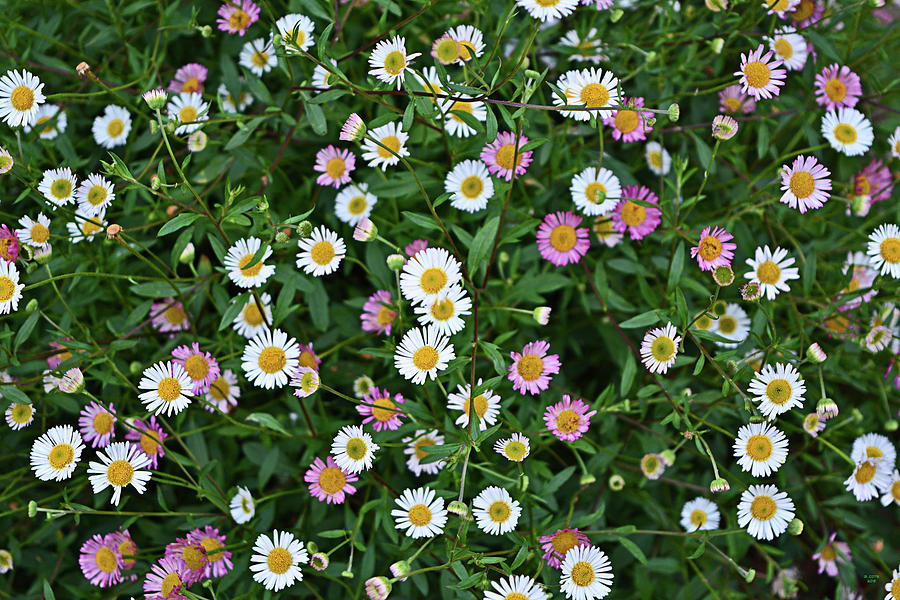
[447,500,470,518]
[106,224,122,240]
[27,500,37,518]
[142,89,167,111]
[341,570,354,579]
[885,419,898,432]
[708,37,725,54]
[579,472,596,485]
[387,254,406,271]
[533,307,551,325]
[340,113,366,142]
[353,217,377,242]
[149,120,159,134]
[200,25,213,38]
[498,251,510,263]
[297,221,313,239]
[609,474,625,491]
[150,174,161,191]
[275,231,289,244]
[740,282,761,302]
[365,576,391,600]
[58,368,84,394]
[305,541,318,555]
[713,265,734,286]
[851,408,863,422]
[667,103,680,122]
[33,243,52,264]
[709,477,729,493]
[610,8,624,21]
[310,552,329,571]
[743,568,755,583]
[187,130,208,152]
[850,194,872,217]
[389,560,410,581]
[807,343,827,363]
[705,0,727,10]
[660,449,676,466]
[179,242,195,264]
[130,361,143,375]
[873,539,884,552]
[75,62,91,78]
[816,397,838,420]
[165,120,176,134]
[787,518,804,535]
[711,115,738,140]
[25,298,38,314]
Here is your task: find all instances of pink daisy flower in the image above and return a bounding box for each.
[297,342,322,371]
[165,537,208,585]
[167,63,208,94]
[124,416,167,469]
[305,455,358,504]
[404,239,428,257]
[802,412,826,437]
[313,145,356,188]
[47,339,76,370]
[782,0,825,27]
[582,0,614,7]
[763,0,799,16]
[361,289,397,336]
[719,85,756,114]
[539,527,591,569]
[107,529,138,573]
[814,63,862,111]
[691,226,736,271]
[812,533,851,577]
[188,526,233,579]
[640,452,669,479]
[821,310,856,340]
[172,342,220,395]
[536,211,590,266]
[0,225,19,263]
[480,130,533,182]
[357,386,405,431]
[79,533,123,588]
[216,0,259,36]
[143,556,188,600]
[150,297,190,334]
[544,395,596,441]
[610,185,662,241]
[837,253,877,310]
[734,44,787,100]
[603,97,652,143]
[204,368,240,413]
[853,158,893,207]
[78,400,117,448]
[779,155,832,213]
[508,340,561,396]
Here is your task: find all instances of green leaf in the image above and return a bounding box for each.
[306,102,327,135]
[402,211,439,231]
[618,311,660,328]
[620,354,636,396]
[14,310,40,352]
[158,212,202,237]
[402,98,415,131]
[43,580,56,600]
[614,535,648,565]
[0,385,31,405]
[802,252,816,296]
[245,412,288,435]
[687,538,706,559]
[542,465,576,495]
[484,103,497,142]
[317,529,348,539]
[667,242,684,293]
[219,293,250,331]
[309,89,347,104]
[468,216,499,276]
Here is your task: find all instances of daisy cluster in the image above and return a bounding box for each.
[1,0,899,599]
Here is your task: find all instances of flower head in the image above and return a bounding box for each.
[544,395,596,441]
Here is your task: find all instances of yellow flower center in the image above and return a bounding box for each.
[345,437,367,460]
[201,537,224,563]
[549,224,578,252]
[584,182,606,204]
[376,305,396,326]
[10,85,34,111]
[690,509,707,527]
[310,241,335,266]
[414,437,435,460]
[161,572,181,598]
[854,462,875,484]
[429,298,455,321]
[184,354,210,381]
[181,545,206,571]
[347,196,367,215]
[377,135,401,159]
[893,578,900,600]
[119,540,136,568]
[744,61,771,89]
[832,124,857,144]
[106,459,134,486]
[140,430,160,456]
[765,378,792,405]
[552,530,579,554]
[50,178,72,199]
[651,336,675,362]
[880,238,900,264]
[516,354,543,381]
[866,446,883,458]
[774,38,793,59]
[580,83,609,107]
[791,0,815,21]
[746,434,773,461]
[239,253,264,277]
[719,316,737,334]
[570,561,595,587]
[419,267,447,294]
[0,276,16,302]
[505,594,528,600]
[460,175,484,199]
[371,396,396,422]
[449,101,473,123]
[855,174,871,196]
[825,78,847,102]
[789,171,814,199]
[620,201,646,226]
[325,157,345,179]
[87,184,108,206]
[242,302,264,326]
[318,466,346,494]
[488,500,511,522]
[459,41,476,61]
[463,394,488,418]
[179,106,197,124]
[407,504,432,526]
[164,306,186,325]
[106,119,124,137]
[209,376,230,402]
[181,77,200,93]
[756,260,781,284]
[698,235,723,261]
[824,314,848,333]
[93,412,114,435]
[81,219,102,236]
[27,223,48,245]
[891,481,900,502]
[266,547,293,575]
[283,28,306,48]
[95,546,118,573]
[436,38,460,63]
[10,403,32,424]
[724,97,742,112]
[257,346,286,374]
[412,346,439,371]
[494,144,522,170]
[642,454,659,473]
[556,408,581,434]
[615,110,639,133]
[298,351,317,369]
[157,377,182,402]
[383,50,407,76]
[229,9,250,30]
[48,443,74,470]
[749,495,777,520]
[504,440,527,461]
[770,0,791,9]
[251,51,269,68]
[820,544,836,561]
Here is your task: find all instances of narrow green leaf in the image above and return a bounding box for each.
[14,311,40,352]
[158,212,202,237]
[614,535,648,565]
[618,311,660,328]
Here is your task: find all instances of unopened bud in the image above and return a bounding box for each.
[150,174,161,191]
[200,25,213,38]
[579,472,596,485]
[106,224,122,240]
[851,408,863,422]
[711,115,738,140]
[710,477,729,493]
[609,474,625,491]
[25,298,38,314]
[142,89,167,110]
[390,560,410,580]
[166,205,178,217]
[149,120,159,135]
[807,342,827,363]
[885,419,898,432]
[787,518,803,535]
[28,500,37,518]
[743,568,755,583]
[275,231,289,244]
[533,306,551,325]
[296,221,313,239]
[387,254,406,271]
[310,552,329,571]
[610,8,624,21]
[667,103,680,122]
[353,217,377,242]
[130,361,143,375]
[341,570,354,579]
[498,251,510,263]
[708,37,725,54]
[660,449,676,466]
[447,500,470,518]
[179,242,195,264]
[34,243,53,264]
[873,539,884,552]
[164,120,175,134]
[713,265,734,286]
[740,282,761,302]
[75,62,90,78]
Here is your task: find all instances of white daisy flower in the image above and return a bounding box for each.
[75,173,115,217]
[0,261,25,315]
[229,486,255,523]
[559,28,607,64]
[865,325,892,352]
[850,432,896,466]
[570,167,621,216]
[737,484,795,540]
[16,214,51,249]
[766,28,808,71]
[87,442,152,506]
[679,497,721,532]
[709,302,751,348]
[232,292,272,338]
[443,95,486,138]
[29,424,84,481]
[296,225,346,276]
[403,430,446,476]
[239,37,277,77]
[473,486,521,535]
[733,422,789,477]
[747,362,806,419]
[551,72,584,122]
[361,121,410,170]
[399,247,462,305]
[645,141,671,176]
[444,159,494,213]
[889,126,900,159]
[166,92,209,135]
[413,284,471,336]
[250,530,309,592]
[495,433,530,462]
[821,107,873,156]
[485,574,549,600]
[217,82,253,113]
[567,67,621,120]
[845,458,891,502]
[311,60,336,89]
[866,223,900,279]
[516,0,579,22]
[446,378,501,430]
[23,103,66,139]
[560,545,615,600]
[391,486,447,539]
[38,167,78,209]
[331,424,379,474]
[394,325,455,384]
[241,328,300,389]
[744,245,800,300]
[640,322,681,375]
[91,105,131,149]
[6,402,35,430]
[415,66,447,99]
[334,183,377,226]
[223,237,275,288]
[66,212,106,244]
[275,13,315,54]
[880,469,900,507]
[448,25,485,62]
[0,69,46,127]
[886,566,900,600]
[368,36,420,89]
[138,361,194,416]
